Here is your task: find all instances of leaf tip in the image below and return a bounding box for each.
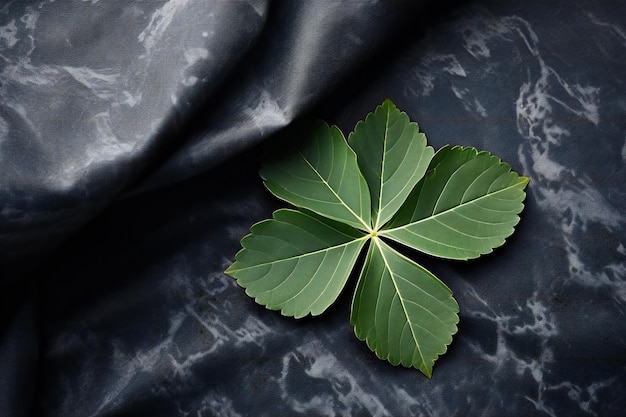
[224,264,234,276]
[381,97,396,108]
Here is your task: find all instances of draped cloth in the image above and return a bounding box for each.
[1,1,625,416]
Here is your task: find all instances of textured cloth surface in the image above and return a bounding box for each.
[1,1,625,416]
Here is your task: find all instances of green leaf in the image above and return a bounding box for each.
[381,145,529,260]
[351,238,459,377]
[348,99,434,230]
[225,209,368,318]
[226,100,529,375]
[260,121,372,231]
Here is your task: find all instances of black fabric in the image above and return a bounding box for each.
[2,1,626,416]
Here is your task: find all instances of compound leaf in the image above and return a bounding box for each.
[351,238,459,377]
[382,145,529,260]
[348,99,434,230]
[226,209,367,318]
[226,100,529,376]
[260,121,372,231]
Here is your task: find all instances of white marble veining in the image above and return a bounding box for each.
[277,337,390,417]
[138,0,192,54]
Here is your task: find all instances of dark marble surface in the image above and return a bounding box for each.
[1,1,625,416]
